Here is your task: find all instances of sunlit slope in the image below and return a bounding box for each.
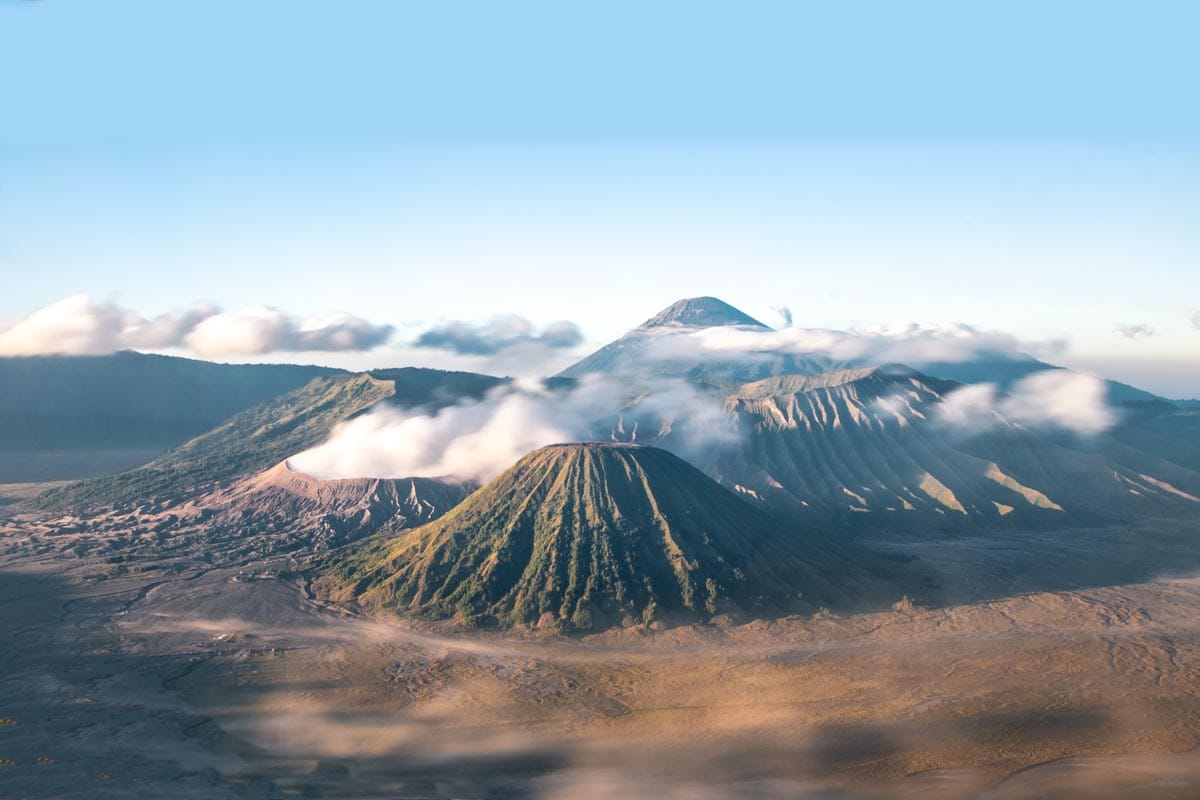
[323,443,899,630]
[625,367,1200,529]
[37,367,506,511]
[37,374,395,510]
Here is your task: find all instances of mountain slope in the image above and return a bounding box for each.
[604,366,1200,530]
[198,460,474,550]
[559,297,831,383]
[0,351,339,480]
[322,443,897,630]
[920,358,1162,404]
[38,367,507,511]
[561,297,1165,406]
[37,373,395,510]
[1105,405,1200,473]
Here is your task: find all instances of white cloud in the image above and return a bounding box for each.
[1192,311,1200,331]
[289,378,607,481]
[937,369,1116,436]
[0,295,393,358]
[935,382,1003,429]
[1113,323,1156,339]
[121,303,221,349]
[293,314,396,351]
[1003,369,1116,435]
[643,321,1059,367]
[0,294,134,356]
[414,315,583,355]
[288,374,731,482]
[184,306,291,357]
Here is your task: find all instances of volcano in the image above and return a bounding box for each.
[558,296,832,383]
[322,443,897,630]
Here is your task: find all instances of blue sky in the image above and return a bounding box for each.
[2,1,1198,395]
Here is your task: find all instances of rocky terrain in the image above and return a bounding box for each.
[5,496,1200,798]
[613,365,1200,530]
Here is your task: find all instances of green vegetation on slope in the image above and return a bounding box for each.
[38,374,395,510]
[35,367,510,511]
[322,443,893,631]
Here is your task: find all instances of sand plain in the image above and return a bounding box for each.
[3,500,1200,798]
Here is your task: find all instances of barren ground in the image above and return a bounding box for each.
[3,494,1200,799]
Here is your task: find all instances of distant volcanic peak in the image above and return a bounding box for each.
[555,297,782,379]
[639,297,769,330]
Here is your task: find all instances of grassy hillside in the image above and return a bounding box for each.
[322,443,899,630]
[35,367,510,511]
[37,374,395,510]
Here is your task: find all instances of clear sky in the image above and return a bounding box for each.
[2,1,1198,395]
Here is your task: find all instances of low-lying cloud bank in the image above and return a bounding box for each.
[186,307,392,357]
[288,375,732,482]
[1113,323,1156,339]
[0,294,394,357]
[644,321,1063,367]
[291,366,1117,484]
[938,369,1116,436]
[0,296,590,370]
[290,381,596,482]
[415,315,583,356]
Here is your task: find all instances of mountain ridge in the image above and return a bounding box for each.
[599,364,1200,530]
[37,368,505,511]
[0,351,341,480]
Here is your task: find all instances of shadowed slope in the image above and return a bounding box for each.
[196,460,474,550]
[0,351,339,453]
[723,368,1199,528]
[607,366,1200,530]
[323,443,893,630]
[1106,405,1200,474]
[0,351,340,481]
[716,366,1049,527]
